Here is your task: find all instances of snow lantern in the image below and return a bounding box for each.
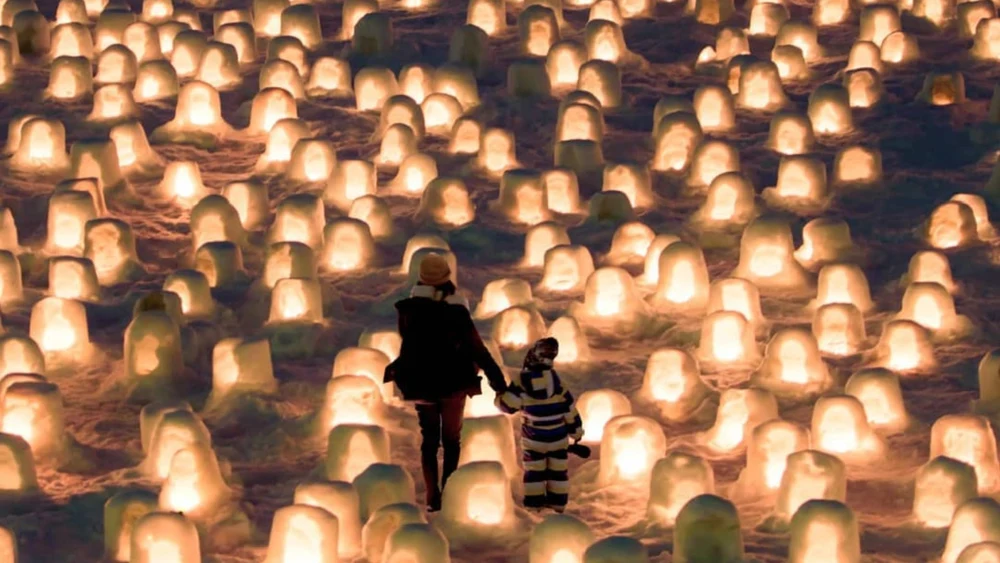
[214,22,255,64]
[0,336,44,378]
[811,395,884,461]
[843,69,882,109]
[49,257,99,302]
[749,2,788,36]
[930,415,1000,494]
[647,452,715,526]
[873,319,936,372]
[46,55,92,100]
[29,297,89,356]
[84,220,140,285]
[555,140,605,180]
[400,234,450,274]
[556,102,603,144]
[0,381,68,461]
[320,218,373,272]
[903,251,956,293]
[775,450,846,521]
[325,424,390,482]
[350,194,395,241]
[918,71,966,106]
[440,461,515,537]
[768,112,815,155]
[807,84,853,135]
[158,446,230,519]
[762,155,829,210]
[812,264,871,312]
[539,168,579,214]
[88,84,140,123]
[222,181,268,231]
[896,281,971,339]
[124,309,182,393]
[381,523,450,563]
[977,349,1000,413]
[255,118,309,173]
[332,346,392,401]
[380,96,425,141]
[913,456,978,528]
[159,161,207,208]
[943,498,1000,563]
[162,270,213,319]
[846,41,882,73]
[9,118,69,173]
[697,310,759,366]
[269,194,325,249]
[775,20,821,62]
[210,336,276,399]
[584,20,627,63]
[737,419,810,493]
[362,504,425,562]
[638,234,681,286]
[539,245,595,293]
[705,277,765,330]
[694,86,737,134]
[128,512,200,563]
[0,431,38,494]
[577,60,621,108]
[959,2,995,38]
[458,415,519,478]
[56,0,87,23]
[973,18,1000,59]
[576,389,631,444]
[519,5,558,57]
[280,4,321,50]
[473,279,534,320]
[795,219,860,270]
[259,59,305,100]
[541,316,588,365]
[268,278,322,324]
[293,482,361,558]
[950,193,996,240]
[530,514,594,563]
[687,140,740,190]
[93,11,136,53]
[572,267,649,329]
[547,40,586,88]
[193,41,240,90]
[640,348,711,420]
[416,177,474,227]
[152,80,232,143]
[376,124,417,167]
[168,31,207,80]
[358,330,400,363]
[354,67,399,111]
[880,31,919,62]
[752,328,832,396]
[597,415,666,486]
[398,63,433,103]
[833,145,883,186]
[493,169,549,225]
[859,5,900,45]
[491,306,547,352]
[354,463,417,521]
[648,242,710,314]
[812,304,867,357]
[110,119,163,176]
[605,221,654,267]
[133,60,178,102]
[263,242,316,290]
[324,159,377,213]
[263,505,339,563]
[190,195,244,251]
[104,490,158,562]
[690,172,756,229]
[306,56,352,97]
[523,223,570,268]
[813,0,848,24]
[673,495,744,563]
[246,88,297,136]
[51,23,93,59]
[45,190,96,255]
[589,0,623,24]
[319,375,386,432]
[737,61,787,110]
[285,139,337,183]
[786,500,860,563]
[477,128,517,176]
[732,217,810,291]
[601,162,654,209]
[770,45,808,82]
[467,0,504,35]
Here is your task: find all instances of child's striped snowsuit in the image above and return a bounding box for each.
[497,367,583,509]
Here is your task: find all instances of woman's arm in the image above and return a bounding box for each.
[457,308,508,393]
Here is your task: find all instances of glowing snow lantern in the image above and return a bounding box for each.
[0,250,22,305]
[846,41,882,74]
[473,128,517,177]
[362,504,425,563]
[705,278,765,332]
[673,495,744,562]
[539,245,594,293]
[597,415,666,486]
[400,234,451,275]
[320,219,374,273]
[640,348,711,420]
[56,0,87,23]
[194,242,245,288]
[845,69,884,109]
[737,61,787,110]
[263,505,338,563]
[811,395,884,462]
[575,60,620,108]
[732,218,810,292]
[687,140,740,191]
[575,389,631,445]
[151,80,232,145]
[416,177,475,228]
[319,375,386,433]
[88,84,141,123]
[9,118,69,173]
[376,124,417,168]
[749,2,788,36]
[690,173,755,233]
[831,146,883,188]
[124,309,182,397]
[913,456,978,529]
[931,415,1000,494]
[467,0,504,35]
[796,219,860,270]
[880,30,919,63]
[214,22,254,64]
[380,95,426,140]
[262,242,315,290]
[523,223,570,268]
[775,20,821,62]
[572,267,650,330]
[768,112,815,155]
[84,218,141,285]
[697,310,759,366]
[942,498,1000,563]
[583,20,626,64]
[753,328,833,397]
[812,303,867,357]
[209,336,276,402]
[601,162,654,209]
[859,5,900,46]
[133,60,177,102]
[811,264,872,313]
[775,450,846,521]
[950,193,995,240]
[162,270,212,320]
[555,102,603,144]
[458,415,519,478]
[811,0,848,24]
[46,55,92,100]
[168,30,207,80]
[648,242,710,314]
[897,281,971,340]
[419,93,461,136]
[589,0,622,24]
[786,500,860,563]
[903,250,956,293]
[973,19,1000,60]
[355,464,417,521]
[49,257,99,302]
[159,161,207,207]
[29,296,89,356]
[977,349,1000,414]
[110,120,163,177]
[268,278,322,324]
[808,84,852,135]
[50,22,93,59]
[128,512,201,563]
[736,419,810,494]
[0,381,68,462]
[286,139,338,184]
[491,306,547,353]
[332,346,392,402]
[519,5,559,57]
[493,169,549,225]
[259,59,305,100]
[398,63,433,103]
[646,452,714,527]
[474,279,534,320]
[292,483,361,560]
[547,40,586,88]
[158,446,231,519]
[530,514,594,563]
[770,45,808,81]
[602,222,653,267]
[103,490,158,562]
[392,152,439,195]
[873,319,935,372]
[636,234,680,286]
[324,424,390,483]
[763,156,829,212]
[95,45,138,86]
[190,195,245,252]
[256,118,310,173]
[246,88,297,136]
[279,4,321,50]
[354,67,398,111]
[269,194,325,250]
[306,57,352,98]
[0,336,44,378]
[45,190,97,256]
[958,2,995,38]
[957,542,1000,562]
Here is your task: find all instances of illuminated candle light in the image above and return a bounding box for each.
[859,5,900,46]
[571,267,650,330]
[490,306,547,353]
[808,84,852,135]
[190,195,245,252]
[538,244,595,293]
[457,415,519,479]
[133,60,178,102]
[280,4,321,50]
[269,194,326,250]
[797,220,860,271]
[873,319,936,373]
[467,0,504,35]
[902,250,956,293]
[597,415,666,485]
[547,40,586,88]
[150,80,233,146]
[84,218,141,286]
[214,22,255,64]
[881,30,919,63]
[56,0,88,24]
[896,281,972,340]
[354,67,399,112]
[207,336,276,406]
[0,336,44,378]
[577,59,621,108]
[103,490,157,562]
[29,297,89,357]
[45,191,97,256]
[48,257,99,302]
[398,63,433,103]
[752,328,833,397]
[523,223,571,268]
[158,446,231,520]
[574,389,631,445]
[957,1,994,38]
[318,375,386,436]
[749,2,788,36]
[736,61,787,110]
[787,500,860,563]
[735,419,810,495]
[913,456,977,528]
[255,118,310,173]
[762,155,829,212]
[307,56,352,98]
[494,169,551,225]
[168,30,208,80]
[584,20,628,64]
[771,45,808,81]
[812,303,867,357]
[432,64,481,109]
[9,118,70,173]
[931,415,1000,495]
[646,452,714,527]
[732,217,810,292]
[268,278,323,324]
[416,177,475,228]
[601,162,654,210]
[775,450,846,522]
[263,505,339,563]
[354,463,417,521]
[775,20,821,62]
[142,410,212,483]
[128,512,201,563]
[813,0,848,25]
[46,55,93,101]
[246,88,298,136]
[648,242,710,314]
[259,58,306,99]
[950,193,996,240]
[473,279,534,321]
[324,424,390,483]
[530,514,594,563]
[377,124,417,167]
[768,112,815,155]
[811,395,885,462]
[942,498,1000,563]
[518,6,558,57]
[286,139,338,184]
[322,219,375,273]
[0,381,68,462]
[93,10,135,52]
[362,504,425,563]
[0,429,38,497]
[262,242,315,291]
[477,128,518,176]
[697,310,760,366]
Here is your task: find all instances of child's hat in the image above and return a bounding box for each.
[528,337,559,361]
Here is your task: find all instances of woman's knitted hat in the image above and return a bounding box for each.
[418,254,452,286]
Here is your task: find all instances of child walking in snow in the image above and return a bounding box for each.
[496,337,583,512]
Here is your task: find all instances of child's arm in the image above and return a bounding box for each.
[562,390,584,441]
[495,385,523,414]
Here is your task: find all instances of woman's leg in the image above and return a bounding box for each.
[416,401,443,506]
[439,393,467,491]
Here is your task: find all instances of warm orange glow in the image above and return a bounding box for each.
[931,415,1000,495]
[913,456,978,528]
[269,278,323,323]
[698,311,758,365]
[647,452,715,526]
[598,415,667,485]
[319,375,386,432]
[322,219,375,272]
[776,450,846,520]
[29,297,89,354]
[942,498,1000,563]
[737,61,787,110]
[740,420,810,492]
